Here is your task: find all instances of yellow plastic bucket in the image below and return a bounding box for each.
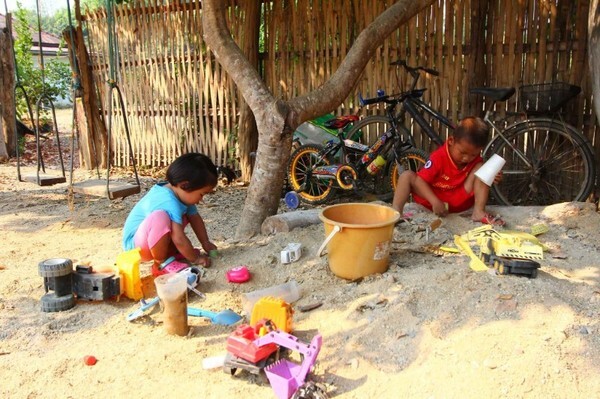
[318,203,400,280]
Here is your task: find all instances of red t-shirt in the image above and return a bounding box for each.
[413,141,482,212]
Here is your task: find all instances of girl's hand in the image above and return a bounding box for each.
[201,241,217,253]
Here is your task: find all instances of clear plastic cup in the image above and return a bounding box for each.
[242,280,301,315]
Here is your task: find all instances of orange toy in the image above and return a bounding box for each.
[250,296,294,333]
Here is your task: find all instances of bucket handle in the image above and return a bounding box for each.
[317,225,342,257]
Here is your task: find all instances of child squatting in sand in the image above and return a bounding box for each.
[122,153,218,276]
[392,116,504,226]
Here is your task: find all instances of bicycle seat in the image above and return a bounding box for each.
[323,115,359,130]
[469,87,516,102]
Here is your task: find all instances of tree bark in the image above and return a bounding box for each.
[0,17,17,159]
[261,209,322,235]
[202,0,436,238]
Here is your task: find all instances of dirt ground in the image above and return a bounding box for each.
[1,129,599,398]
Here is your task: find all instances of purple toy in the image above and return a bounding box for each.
[253,330,323,399]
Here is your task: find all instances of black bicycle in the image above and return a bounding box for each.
[350,61,596,206]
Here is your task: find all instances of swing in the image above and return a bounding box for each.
[68,0,140,200]
[13,0,66,186]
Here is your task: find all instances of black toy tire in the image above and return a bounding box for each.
[40,293,76,312]
[38,258,73,278]
[292,381,330,399]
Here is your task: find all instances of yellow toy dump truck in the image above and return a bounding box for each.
[460,225,544,278]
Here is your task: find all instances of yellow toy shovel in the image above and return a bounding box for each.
[454,235,488,272]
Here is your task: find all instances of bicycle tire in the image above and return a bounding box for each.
[346,115,413,146]
[484,119,596,205]
[390,148,429,191]
[287,144,335,205]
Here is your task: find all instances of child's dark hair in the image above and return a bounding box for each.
[166,153,218,192]
[453,116,489,148]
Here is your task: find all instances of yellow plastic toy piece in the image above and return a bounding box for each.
[454,235,488,272]
[115,248,143,301]
[530,224,549,236]
[250,296,294,333]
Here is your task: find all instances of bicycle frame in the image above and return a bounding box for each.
[482,110,533,168]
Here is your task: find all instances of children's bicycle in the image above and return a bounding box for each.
[287,115,428,204]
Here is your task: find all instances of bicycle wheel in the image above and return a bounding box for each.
[484,119,596,205]
[287,144,335,205]
[346,115,398,146]
[389,148,429,191]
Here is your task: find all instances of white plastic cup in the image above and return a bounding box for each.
[202,354,227,370]
[475,154,506,186]
[242,280,301,315]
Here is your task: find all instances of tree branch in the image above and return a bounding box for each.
[287,0,436,125]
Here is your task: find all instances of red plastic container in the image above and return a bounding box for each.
[226,266,250,283]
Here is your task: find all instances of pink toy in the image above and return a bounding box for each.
[254,330,323,399]
[226,266,251,283]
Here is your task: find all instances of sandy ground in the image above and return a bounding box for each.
[1,134,599,398]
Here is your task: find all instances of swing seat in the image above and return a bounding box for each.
[23,173,66,186]
[71,179,140,200]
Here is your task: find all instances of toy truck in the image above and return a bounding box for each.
[462,225,543,278]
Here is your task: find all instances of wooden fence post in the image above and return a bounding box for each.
[0,16,17,158]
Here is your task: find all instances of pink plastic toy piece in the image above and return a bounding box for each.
[253,330,323,399]
[226,266,251,283]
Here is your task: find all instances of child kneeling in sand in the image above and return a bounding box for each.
[122,153,218,276]
[392,116,504,226]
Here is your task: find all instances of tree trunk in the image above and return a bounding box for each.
[261,209,322,235]
[202,0,436,238]
[0,106,7,162]
[0,17,17,158]
[236,0,260,182]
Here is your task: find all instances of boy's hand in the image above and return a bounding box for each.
[493,171,503,185]
[431,200,448,217]
[201,241,217,253]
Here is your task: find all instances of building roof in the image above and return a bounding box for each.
[0,12,62,56]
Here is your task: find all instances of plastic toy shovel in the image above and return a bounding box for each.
[187,307,242,326]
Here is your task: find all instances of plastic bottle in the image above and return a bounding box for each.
[242,280,301,315]
[367,155,386,175]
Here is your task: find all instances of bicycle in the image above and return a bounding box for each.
[287,61,449,205]
[470,83,596,205]
[287,115,428,205]
[347,61,596,206]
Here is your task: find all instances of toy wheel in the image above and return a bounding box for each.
[223,366,237,376]
[529,268,539,279]
[292,381,330,399]
[284,191,300,210]
[496,261,507,275]
[38,258,73,277]
[40,293,76,312]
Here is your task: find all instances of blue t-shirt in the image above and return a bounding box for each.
[122,183,198,250]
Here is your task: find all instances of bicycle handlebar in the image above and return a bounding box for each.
[391,60,439,77]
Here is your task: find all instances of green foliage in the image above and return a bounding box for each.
[13,3,72,120]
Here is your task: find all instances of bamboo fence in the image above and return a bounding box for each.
[81,0,597,168]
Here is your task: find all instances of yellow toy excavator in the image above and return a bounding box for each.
[455,225,545,278]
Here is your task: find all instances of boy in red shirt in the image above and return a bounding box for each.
[392,116,504,225]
